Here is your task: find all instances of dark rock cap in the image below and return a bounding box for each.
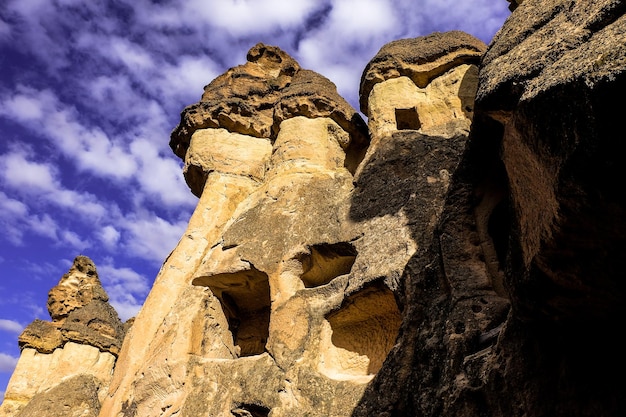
[359,31,487,116]
[170,43,368,165]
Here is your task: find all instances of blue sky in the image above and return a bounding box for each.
[0,0,511,400]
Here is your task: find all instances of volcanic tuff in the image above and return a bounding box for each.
[0,256,126,417]
[2,0,625,416]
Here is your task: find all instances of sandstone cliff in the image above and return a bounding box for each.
[2,0,625,416]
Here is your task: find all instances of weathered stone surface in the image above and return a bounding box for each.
[0,344,115,417]
[14,374,101,417]
[170,43,368,196]
[359,30,486,116]
[99,31,480,416]
[5,4,626,416]
[47,255,108,322]
[99,161,265,416]
[478,0,626,323]
[60,299,126,356]
[18,320,63,354]
[352,2,626,417]
[170,43,300,158]
[0,257,124,417]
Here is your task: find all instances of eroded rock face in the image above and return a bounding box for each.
[170,43,368,197]
[96,32,484,417]
[0,256,125,417]
[352,2,626,416]
[5,3,623,415]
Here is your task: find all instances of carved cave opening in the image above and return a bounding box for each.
[320,282,401,379]
[231,403,270,417]
[395,107,421,131]
[194,267,270,357]
[298,242,358,287]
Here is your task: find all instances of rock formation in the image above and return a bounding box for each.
[0,256,125,417]
[352,1,626,416]
[2,0,626,415]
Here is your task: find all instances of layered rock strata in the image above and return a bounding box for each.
[0,256,125,417]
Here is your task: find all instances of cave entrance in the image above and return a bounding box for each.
[395,107,421,130]
[319,282,401,380]
[298,242,358,288]
[193,267,270,357]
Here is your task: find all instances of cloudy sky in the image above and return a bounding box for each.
[0,0,511,400]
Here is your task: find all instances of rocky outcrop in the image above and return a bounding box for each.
[3,1,626,416]
[352,1,626,416]
[0,256,125,417]
[94,32,485,417]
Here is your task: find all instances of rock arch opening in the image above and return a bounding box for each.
[319,282,401,380]
[193,267,270,357]
[298,242,357,288]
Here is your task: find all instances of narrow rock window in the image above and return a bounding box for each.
[395,107,421,130]
[298,242,357,287]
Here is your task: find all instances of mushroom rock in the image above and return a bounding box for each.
[0,256,125,417]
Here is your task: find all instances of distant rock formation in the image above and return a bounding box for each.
[2,1,626,415]
[0,256,125,417]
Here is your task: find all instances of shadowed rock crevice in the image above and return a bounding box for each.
[193,267,270,357]
[321,282,401,379]
[231,402,270,417]
[298,242,357,288]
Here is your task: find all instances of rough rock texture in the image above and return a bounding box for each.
[352,1,626,416]
[0,256,125,417]
[3,2,626,416]
[170,43,368,197]
[359,30,486,117]
[95,33,481,417]
[15,375,102,417]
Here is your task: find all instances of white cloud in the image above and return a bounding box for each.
[329,0,396,37]
[109,37,155,71]
[130,139,196,207]
[0,191,27,217]
[60,230,91,251]
[0,190,37,245]
[157,55,221,104]
[0,18,10,41]
[0,352,18,373]
[0,93,44,121]
[98,262,150,321]
[0,319,24,334]
[0,87,138,180]
[26,214,59,240]
[183,0,321,36]
[122,213,187,262]
[98,226,121,249]
[0,152,58,192]
[0,151,110,221]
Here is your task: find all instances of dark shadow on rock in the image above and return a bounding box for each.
[349,112,512,416]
